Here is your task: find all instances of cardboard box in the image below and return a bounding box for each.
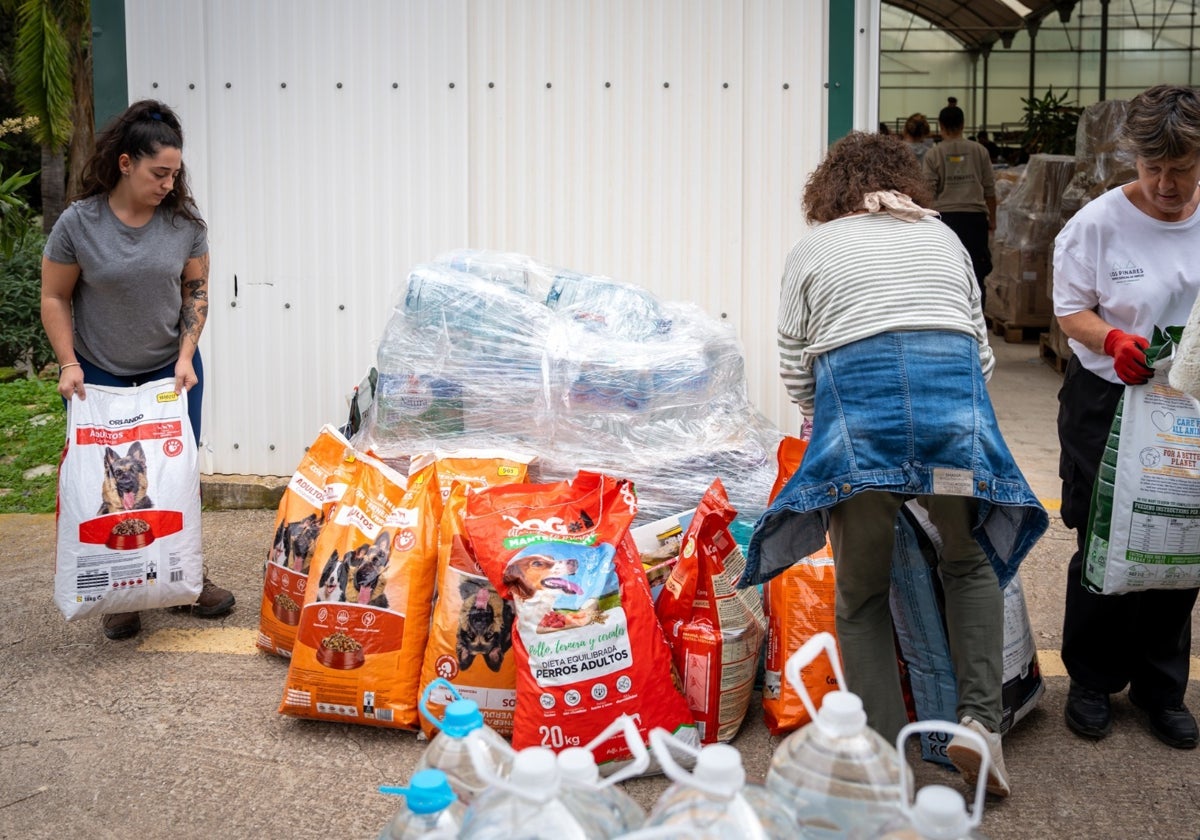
[986,246,1053,327]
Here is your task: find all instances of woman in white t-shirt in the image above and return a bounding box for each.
[1053,84,1200,750]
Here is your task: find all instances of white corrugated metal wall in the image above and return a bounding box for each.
[124,0,848,476]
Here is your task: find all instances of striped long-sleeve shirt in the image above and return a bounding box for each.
[777,212,993,415]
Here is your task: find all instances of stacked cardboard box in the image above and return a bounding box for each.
[986,154,1076,329]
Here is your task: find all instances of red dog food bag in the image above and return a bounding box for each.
[280,453,442,729]
[257,425,359,657]
[761,435,841,735]
[463,470,697,769]
[419,452,534,740]
[54,379,202,620]
[655,478,766,744]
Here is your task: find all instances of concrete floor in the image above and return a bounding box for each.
[0,338,1197,839]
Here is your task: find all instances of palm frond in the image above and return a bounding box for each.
[13,0,73,148]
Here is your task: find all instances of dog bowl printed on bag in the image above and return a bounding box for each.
[272,592,302,626]
[105,517,156,550]
[316,631,366,669]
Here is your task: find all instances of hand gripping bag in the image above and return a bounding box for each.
[55,379,202,620]
[463,471,698,772]
[257,425,359,657]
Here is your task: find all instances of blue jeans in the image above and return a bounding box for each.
[70,351,204,444]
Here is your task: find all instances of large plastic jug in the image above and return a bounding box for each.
[377,769,466,840]
[765,632,910,838]
[415,678,515,803]
[557,714,649,837]
[459,745,610,839]
[858,721,990,840]
[642,727,796,838]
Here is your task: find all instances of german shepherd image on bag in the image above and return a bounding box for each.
[98,441,154,514]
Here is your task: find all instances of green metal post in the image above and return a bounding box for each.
[827,0,856,145]
[90,0,128,131]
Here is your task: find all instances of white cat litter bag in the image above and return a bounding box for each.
[54,379,203,621]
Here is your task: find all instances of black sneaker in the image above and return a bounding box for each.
[1065,682,1112,739]
[102,611,141,641]
[1130,692,1199,750]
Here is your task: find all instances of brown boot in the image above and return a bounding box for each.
[103,611,141,640]
[191,577,236,617]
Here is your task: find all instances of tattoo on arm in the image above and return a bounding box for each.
[180,253,210,350]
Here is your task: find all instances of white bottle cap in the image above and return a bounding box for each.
[816,690,868,738]
[692,743,744,794]
[510,747,559,790]
[557,747,600,784]
[909,785,971,840]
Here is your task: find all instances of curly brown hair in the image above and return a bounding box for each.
[803,131,934,224]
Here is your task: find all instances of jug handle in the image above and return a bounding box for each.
[783,631,847,728]
[648,728,733,799]
[419,677,463,732]
[467,740,556,804]
[583,713,650,786]
[895,721,987,830]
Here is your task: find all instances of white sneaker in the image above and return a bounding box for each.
[947,715,1011,798]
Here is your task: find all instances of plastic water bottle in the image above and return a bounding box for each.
[642,727,796,838]
[415,678,515,803]
[765,632,910,838]
[377,769,465,840]
[459,745,609,839]
[859,721,990,839]
[556,715,649,837]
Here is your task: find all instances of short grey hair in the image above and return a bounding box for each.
[1122,84,1200,161]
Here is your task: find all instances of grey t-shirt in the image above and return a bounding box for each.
[44,194,208,375]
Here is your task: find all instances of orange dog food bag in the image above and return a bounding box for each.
[463,471,697,770]
[257,425,358,657]
[279,454,442,729]
[761,435,841,735]
[419,451,534,739]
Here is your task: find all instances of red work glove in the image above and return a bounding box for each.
[1103,329,1153,385]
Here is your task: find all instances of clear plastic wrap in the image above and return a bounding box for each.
[358,250,783,523]
[1061,99,1136,220]
[996,154,1077,252]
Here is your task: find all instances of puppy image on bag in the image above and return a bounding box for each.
[316,550,350,602]
[346,532,390,607]
[502,553,605,633]
[270,513,324,571]
[456,577,515,672]
[98,441,153,514]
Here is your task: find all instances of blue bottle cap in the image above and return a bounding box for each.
[440,698,484,738]
[380,769,456,815]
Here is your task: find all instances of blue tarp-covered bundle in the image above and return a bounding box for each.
[357,249,783,523]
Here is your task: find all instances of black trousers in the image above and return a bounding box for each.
[939,211,993,293]
[1057,356,1198,706]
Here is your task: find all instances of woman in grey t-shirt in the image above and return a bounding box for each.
[40,99,234,641]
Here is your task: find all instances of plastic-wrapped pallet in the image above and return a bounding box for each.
[357,250,782,523]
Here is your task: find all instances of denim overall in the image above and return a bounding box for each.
[745,330,1048,588]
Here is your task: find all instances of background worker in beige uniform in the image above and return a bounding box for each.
[923,104,997,309]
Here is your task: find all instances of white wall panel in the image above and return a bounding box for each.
[125,0,835,475]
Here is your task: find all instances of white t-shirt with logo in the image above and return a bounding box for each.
[1053,184,1200,383]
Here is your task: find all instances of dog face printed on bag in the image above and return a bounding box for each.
[316,550,350,602]
[274,513,323,572]
[502,553,604,633]
[98,441,153,514]
[346,531,391,608]
[456,577,514,672]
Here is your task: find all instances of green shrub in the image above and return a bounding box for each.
[0,377,64,513]
[0,218,51,371]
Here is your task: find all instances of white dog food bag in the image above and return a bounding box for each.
[54,379,203,621]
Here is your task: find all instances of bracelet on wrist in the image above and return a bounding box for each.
[58,362,81,375]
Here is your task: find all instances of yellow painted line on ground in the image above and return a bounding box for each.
[1040,498,1061,512]
[138,626,260,654]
